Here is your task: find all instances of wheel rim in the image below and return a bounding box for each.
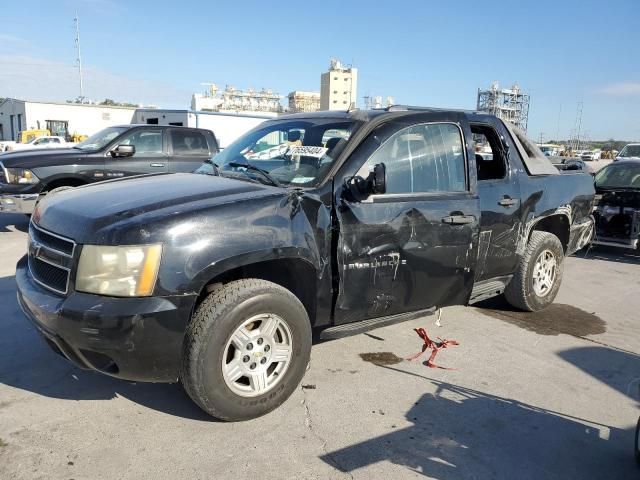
[222,313,293,398]
[532,249,557,297]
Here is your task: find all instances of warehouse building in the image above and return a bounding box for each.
[0,99,136,141]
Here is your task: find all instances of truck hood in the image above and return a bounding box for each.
[34,173,282,243]
[0,148,85,168]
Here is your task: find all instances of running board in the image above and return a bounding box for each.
[592,238,639,250]
[320,307,437,340]
[468,276,511,304]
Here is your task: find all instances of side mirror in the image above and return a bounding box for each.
[111,144,135,158]
[369,163,386,194]
[343,163,387,202]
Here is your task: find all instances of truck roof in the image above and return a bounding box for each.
[116,124,211,130]
[276,107,558,176]
[276,106,499,123]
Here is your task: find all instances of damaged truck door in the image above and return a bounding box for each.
[473,119,523,282]
[334,113,480,323]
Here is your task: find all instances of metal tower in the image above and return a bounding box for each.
[74,12,84,102]
[477,82,530,131]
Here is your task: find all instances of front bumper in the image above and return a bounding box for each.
[0,193,38,214]
[0,182,41,214]
[16,255,196,382]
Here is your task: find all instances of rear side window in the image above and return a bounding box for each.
[472,125,507,181]
[362,123,467,194]
[171,130,209,155]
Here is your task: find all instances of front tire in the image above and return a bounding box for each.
[181,279,312,421]
[505,231,564,311]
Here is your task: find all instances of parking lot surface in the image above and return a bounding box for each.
[0,212,638,480]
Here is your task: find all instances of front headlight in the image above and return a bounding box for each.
[5,167,40,184]
[76,244,162,297]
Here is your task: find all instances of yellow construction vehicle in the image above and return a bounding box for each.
[18,129,50,143]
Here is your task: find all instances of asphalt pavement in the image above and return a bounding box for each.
[0,212,638,480]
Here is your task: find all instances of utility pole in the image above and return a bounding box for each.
[574,101,583,151]
[74,12,84,102]
[555,103,562,142]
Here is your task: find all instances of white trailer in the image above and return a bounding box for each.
[132,109,274,149]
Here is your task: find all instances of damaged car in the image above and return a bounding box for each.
[16,107,595,421]
[592,160,640,250]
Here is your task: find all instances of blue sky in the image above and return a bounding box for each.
[0,0,638,140]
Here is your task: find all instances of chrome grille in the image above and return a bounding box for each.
[30,224,75,256]
[28,256,69,293]
[28,223,76,295]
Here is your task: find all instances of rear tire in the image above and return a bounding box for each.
[181,279,312,421]
[505,231,564,311]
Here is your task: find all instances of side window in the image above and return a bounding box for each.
[361,123,467,194]
[34,138,47,145]
[171,130,209,155]
[471,125,507,181]
[118,130,163,155]
[51,138,61,143]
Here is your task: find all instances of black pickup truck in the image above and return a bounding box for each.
[0,124,218,214]
[15,108,595,421]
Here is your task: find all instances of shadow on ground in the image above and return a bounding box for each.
[0,275,213,422]
[322,365,638,479]
[574,245,640,266]
[0,213,29,233]
[558,346,640,404]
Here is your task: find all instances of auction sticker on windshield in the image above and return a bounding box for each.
[288,146,328,158]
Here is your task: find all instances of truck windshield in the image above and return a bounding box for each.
[74,126,129,151]
[595,163,640,189]
[618,145,640,158]
[196,118,361,187]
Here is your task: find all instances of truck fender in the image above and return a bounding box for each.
[519,208,571,255]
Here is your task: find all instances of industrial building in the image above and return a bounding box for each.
[476,82,530,131]
[287,91,321,113]
[191,84,283,113]
[0,99,136,141]
[363,95,395,109]
[320,59,358,110]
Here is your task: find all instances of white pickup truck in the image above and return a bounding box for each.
[2,136,72,152]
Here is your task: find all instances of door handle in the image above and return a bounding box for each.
[498,197,518,207]
[150,163,166,168]
[442,215,475,225]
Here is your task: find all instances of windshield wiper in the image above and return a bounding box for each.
[228,162,281,187]
[203,158,220,176]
